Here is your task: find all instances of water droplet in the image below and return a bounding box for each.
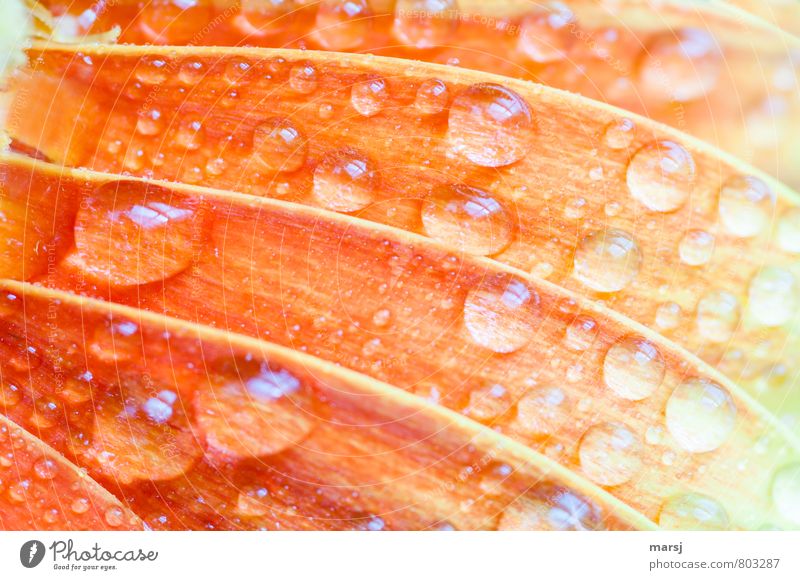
[514,386,569,437]
[447,83,535,167]
[133,57,168,84]
[518,3,576,63]
[372,308,392,328]
[777,207,800,253]
[289,62,318,94]
[564,197,586,219]
[573,228,642,292]
[74,181,199,287]
[71,497,90,514]
[136,108,163,136]
[393,0,458,48]
[195,362,316,459]
[313,0,371,50]
[104,506,125,527]
[564,315,599,351]
[174,116,205,151]
[718,175,774,238]
[696,290,740,343]
[547,489,604,530]
[34,458,57,479]
[414,79,449,115]
[178,60,204,84]
[626,141,695,212]
[638,29,722,102]
[138,0,211,44]
[312,148,379,212]
[771,463,800,525]
[655,301,682,330]
[659,493,730,530]
[463,274,539,353]
[252,118,307,173]
[666,378,736,453]
[579,422,643,486]
[351,75,388,117]
[464,383,511,422]
[421,184,514,256]
[748,267,798,327]
[679,230,715,266]
[603,336,665,400]
[603,118,636,150]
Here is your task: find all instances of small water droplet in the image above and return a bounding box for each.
[289,62,318,94]
[747,267,798,327]
[74,181,199,287]
[771,463,800,525]
[414,79,449,115]
[626,141,695,212]
[136,108,163,136]
[312,148,379,212]
[579,422,643,486]
[678,230,715,266]
[313,0,371,50]
[252,117,307,173]
[514,386,569,437]
[564,315,599,352]
[659,493,730,530]
[463,274,539,353]
[71,497,90,514]
[603,336,665,400]
[133,57,168,84]
[696,290,740,343]
[174,116,205,151]
[465,383,511,422]
[564,197,587,219]
[138,0,211,44]
[718,175,774,238]
[237,0,296,37]
[666,378,736,453]
[34,458,57,480]
[421,183,514,256]
[372,308,392,327]
[447,83,535,167]
[655,301,682,330]
[178,60,204,84]
[104,506,125,527]
[573,228,642,292]
[351,75,388,117]
[603,118,636,150]
[393,0,458,48]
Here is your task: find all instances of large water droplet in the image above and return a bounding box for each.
[313,0,371,50]
[626,141,695,212]
[74,181,200,287]
[579,422,643,486]
[747,267,798,327]
[638,28,722,102]
[252,117,307,173]
[603,336,665,400]
[463,274,539,353]
[194,362,316,459]
[678,229,715,266]
[414,79,449,115]
[696,290,740,343]
[447,83,535,167]
[514,386,569,437]
[659,494,730,530]
[312,148,379,212]
[771,463,800,525]
[351,75,388,117]
[518,3,576,63]
[718,175,775,238]
[666,378,736,453]
[421,183,514,256]
[393,0,459,48]
[236,0,296,37]
[573,228,642,292]
[777,207,800,253]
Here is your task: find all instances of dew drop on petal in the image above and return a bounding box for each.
[289,62,318,94]
[312,148,379,212]
[666,378,736,453]
[564,315,599,352]
[659,493,730,530]
[718,175,774,238]
[678,230,715,266]
[579,422,643,486]
[447,83,535,167]
[463,274,539,353]
[252,117,307,173]
[626,141,695,212]
[313,0,371,50]
[603,118,636,150]
[517,3,576,63]
[351,75,389,117]
[513,386,569,437]
[573,228,642,292]
[747,267,798,327]
[696,290,740,343]
[393,0,459,48]
[421,184,514,256]
[414,79,449,115]
[771,463,800,525]
[603,336,665,400]
[776,207,800,253]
